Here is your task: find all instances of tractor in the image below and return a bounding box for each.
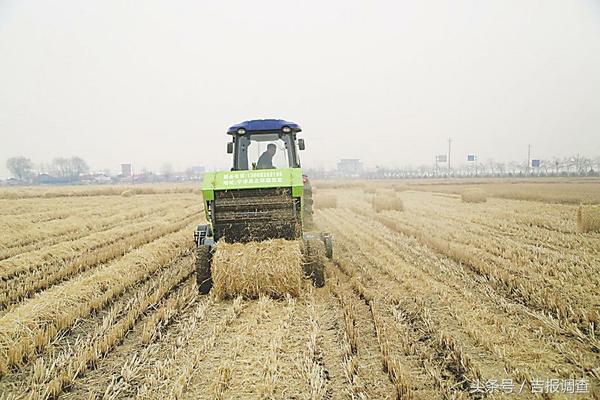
[194,119,333,294]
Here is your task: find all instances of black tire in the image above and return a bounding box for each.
[304,238,325,288]
[323,235,333,259]
[196,245,212,294]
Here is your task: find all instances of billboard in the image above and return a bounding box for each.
[467,154,476,162]
[531,159,540,167]
[436,155,447,162]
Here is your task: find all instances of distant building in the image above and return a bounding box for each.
[34,173,58,185]
[337,159,363,177]
[95,174,112,184]
[121,164,132,177]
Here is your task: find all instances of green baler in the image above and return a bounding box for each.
[194,119,333,294]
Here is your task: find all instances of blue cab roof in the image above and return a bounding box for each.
[227,119,301,134]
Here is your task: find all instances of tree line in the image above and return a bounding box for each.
[6,156,90,183]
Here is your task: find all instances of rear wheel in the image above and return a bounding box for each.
[322,234,333,259]
[196,245,212,294]
[304,238,325,288]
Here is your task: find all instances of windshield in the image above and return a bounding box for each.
[250,134,289,169]
[233,132,300,171]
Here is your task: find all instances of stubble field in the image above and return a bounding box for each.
[0,181,598,399]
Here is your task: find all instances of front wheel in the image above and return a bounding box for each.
[196,245,212,294]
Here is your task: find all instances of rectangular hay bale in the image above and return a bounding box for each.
[372,194,404,213]
[461,188,487,203]
[212,239,303,300]
[577,205,600,233]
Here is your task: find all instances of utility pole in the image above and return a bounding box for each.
[527,144,531,176]
[448,138,452,173]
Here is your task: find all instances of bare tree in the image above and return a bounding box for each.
[70,157,89,178]
[52,156,89,181]
[497,162,506,175]
[52,157,71,180]
[6,156,33,181]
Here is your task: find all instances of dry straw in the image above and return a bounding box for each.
[372,194,404,213]
[0,227,192,373]
[577,205,600,233]
[461,188,487,203]
[363,187,377,194]
[391,183,408,192]
[211,239,303,300]
[121,190,135,197]
[315,195,338,209]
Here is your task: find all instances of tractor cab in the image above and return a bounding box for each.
[226,119,305,171]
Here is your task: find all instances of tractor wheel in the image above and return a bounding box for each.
[322,234,333,259]
[196,245,212,294]
[304,238,325,288]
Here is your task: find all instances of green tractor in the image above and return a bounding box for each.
[194,119,333,294]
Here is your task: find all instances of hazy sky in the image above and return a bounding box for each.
[1,0,599,177]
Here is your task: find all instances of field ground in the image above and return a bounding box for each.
[0,180,599,399]
[315,178,600,205]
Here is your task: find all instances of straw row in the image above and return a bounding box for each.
[25,256,197,398]
[0,206,197,281]
[408,181,600,205]
[370,211,600,339]
[169,297,245,399]
[314,194,338,209]
[302,300,328,399]
[343,273,413,399]
[255,296,296,398]
[133,298,214,398]
[333,244,482,398]
[319,210,506,393]
[93,280,200,400]
[1,213,198,308]
[320,208,593,388]
[0,206,166,262]
[328,279,365,397]
[141,279,198,345]
[0,198,185,252]
[0,185,197,199]
[0,225,194,375]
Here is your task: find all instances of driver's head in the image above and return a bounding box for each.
[267,143,277,156]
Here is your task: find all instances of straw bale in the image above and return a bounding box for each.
[577,205,600,233]
[461,188,487,203]
[121,190,135,197]
[212,239,303,300]
[372,195,404,213]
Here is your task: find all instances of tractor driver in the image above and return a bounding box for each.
[256,143,276,169]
